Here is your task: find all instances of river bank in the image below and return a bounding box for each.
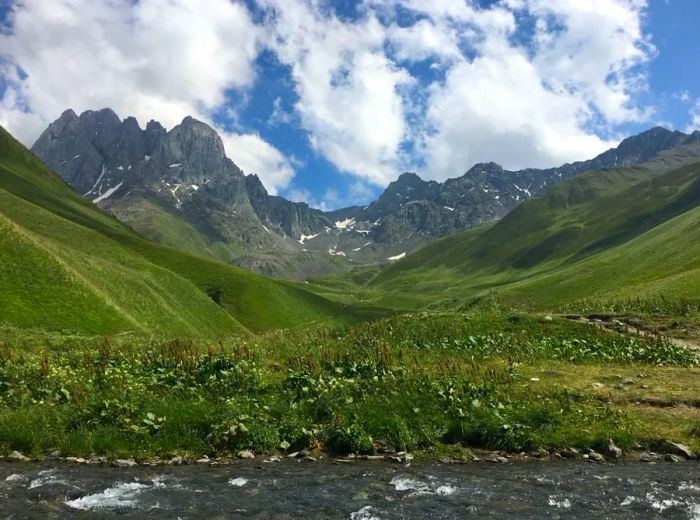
[1,312,698,462]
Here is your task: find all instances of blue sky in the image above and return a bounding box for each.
[1,0,699,210]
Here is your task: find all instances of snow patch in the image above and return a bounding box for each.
[190,184,199,191]
[144,155,151,161]
[117,165,124,171]
[443,206,454,211]
[169,184,182,208]
[352,242,372,252]
[298,233,320,244]
[93,181,123,204]
[228,477,248,487]
[513,184,531,197]
[84,165,106,196]
[262,225,271,234]
[335,218,356,230]
[168,163,182,168]
[328,249,346,256]
[387,252,406,261]
[72,154,80,159]
[5,473,26,482]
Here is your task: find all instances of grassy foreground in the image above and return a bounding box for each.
[0,312,697,461]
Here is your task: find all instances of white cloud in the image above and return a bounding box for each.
[259,0,413,186]
[688,101,700,133]
[1,0,259,139]
[255,0,654,182]
[420,44,616,177]
[371,0,653,178]
[0,0,295,193]
[282,184,365,212]
[349,181,376,202]
[219,132,294,194]
[1,0,658,196]
[527,0,654,124]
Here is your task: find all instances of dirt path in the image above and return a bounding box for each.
[564,315,700,355]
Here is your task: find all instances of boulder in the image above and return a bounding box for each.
[112,459,138,468]
[6,451,29,462]
[666,441,695,460]
[606,439,622,459]
[238,450,255,459]
[587,451,605,462]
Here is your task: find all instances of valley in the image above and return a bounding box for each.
[1,116,699,468]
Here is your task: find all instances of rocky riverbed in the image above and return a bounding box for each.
[0,459,698,519]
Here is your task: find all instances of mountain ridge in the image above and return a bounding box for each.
[31,108,700,279]
[0,124,377,335]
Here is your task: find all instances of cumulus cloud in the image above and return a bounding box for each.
[689,101,700,133]
[258,0,413,185]
[220,133,294,194]
[262,0,653,180]
[375,0,652,178]
[1,0,657,195]
[0,0,294,193]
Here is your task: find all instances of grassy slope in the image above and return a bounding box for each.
[107,193,244,263]
[366,152,700,309]
[0,126,369,335]
[0,312,697,459]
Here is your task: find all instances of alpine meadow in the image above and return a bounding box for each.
[0,0,699,518]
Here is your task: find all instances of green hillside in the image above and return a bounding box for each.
[107,193,244,263]
[366,144,700,309]
[0,126,370,335]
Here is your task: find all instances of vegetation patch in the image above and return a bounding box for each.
[0,312,696,460]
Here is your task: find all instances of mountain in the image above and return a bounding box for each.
[32,108,700,279]
[0,124,376,335]
[315,127,700,259]
[365,138,700,309]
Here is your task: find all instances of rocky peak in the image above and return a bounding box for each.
[144,120,166,153]
[464,162,505,176]
[56,108,78,124]
[160,116,226,164]
[245,174,269,201]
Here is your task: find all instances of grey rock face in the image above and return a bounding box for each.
[32,108,279,251]
[32,109,700,278]
[321,127,700,254]
[246,174,332,238]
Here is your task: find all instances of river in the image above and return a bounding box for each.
[0,459,698,518]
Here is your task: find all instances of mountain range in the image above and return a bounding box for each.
[31,108,700,280]
[0,125,378,336]
[309,136,700,310]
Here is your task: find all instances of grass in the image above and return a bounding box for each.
[0,125,380,336]
[106,193,245,263]
[0,312,696,459]
[305,152,700,313]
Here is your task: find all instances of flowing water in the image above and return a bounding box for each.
[0,459,698,519]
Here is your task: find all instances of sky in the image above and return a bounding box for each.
[0,0,699,210]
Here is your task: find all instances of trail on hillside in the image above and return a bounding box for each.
[566,315,700,355]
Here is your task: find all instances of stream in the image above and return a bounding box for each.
[0,459,698,519]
